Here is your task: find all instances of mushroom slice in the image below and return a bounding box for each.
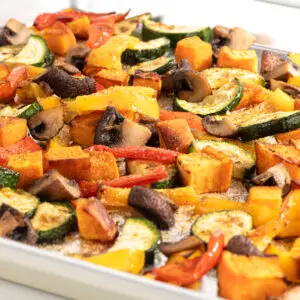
[159,236,204,256]
[27,169,81,201]
[94,106,124,146]
[261,51,285,74]
[66,44,90,71]
[0,203,37,245]
[228,27,256,50]
[263,61,299,81]
[119,119,152,147]
[171,59,192,92]
[202,115,238,137]
[28,106,64,141]
[128,186,177,230]
[0,19,31,46]
[184,70,212,103]
[54,59,81,75]
[213,25,231,39]
[252,163,291,196]
[33,67,96,98]
[269,79,300,99]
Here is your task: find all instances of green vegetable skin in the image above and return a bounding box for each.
[142,19,212,47]
[0,167,19,188]
[18,101,43,119]
[5,35,54,67]
[192,210,253,244]
[189,140,255,180]
[152,164,179,189]
[122,37,171,65]
[175,78,243,116]
[128,56,175,75]
[32,202,76,243]
[238,111,300,141]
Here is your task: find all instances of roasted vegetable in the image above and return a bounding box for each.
[31,201,76,242]
[0,19,30,46]
[0,167,19,189]
[128,186,177,229]
[67,15,90,39]
[33,67,96,98]
[76,198,117,241]
[66,44,90,71]
[132,71,162,98]
[95,69,129,88]
[177,147,233,194]
[27,169,80,201]
[18,101,43,119]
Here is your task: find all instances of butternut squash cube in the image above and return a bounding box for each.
[7,151,43,188]
[0,117,27,147]
[218,251,287,300]
[79,151,119,181]
[247,186,282,227]
[16,82,46,104]
[132,71,162,98]
[217,46,258,72]
[95,69,129,89]
[276,128,300,144]
[67,15,90,39]
[278,190,300,237]
[175,36,212,71]
[45,146,90,181]
[43,22,76,56]
[288,76,300,88]
[177,146,233,194]
[157,119,194,153]
[38,96,61,110]
[76,198,117,241]
[70,111,103,147]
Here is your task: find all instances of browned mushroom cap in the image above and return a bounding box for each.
[54,59,81,75]
[128,186,177,230]
[252,163,291,196]
[213,25,231,39]
[202,115,238,137]
[0,19,31,46]
[0,203,37,245]
[27,169,81,201]
[159,236,205,256]
[28,106,64,141]
[66,44,90,71]
[269,79,300,99]
[228,27,256,50]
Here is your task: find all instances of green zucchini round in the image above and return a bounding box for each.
[17,101,43,120]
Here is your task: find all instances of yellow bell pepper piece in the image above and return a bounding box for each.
[290,238,300,259]
[38,96,61,110]
[86,35,139,70]
[68,86,159,119]
[27,65,46,79]
[67,15,90,39]
[289,53,300,66]
[266,89,294,112]
[84,249,145,275]
[288,76,300,88]
[265,242,299,282]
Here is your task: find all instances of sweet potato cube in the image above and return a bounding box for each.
[177,146,233,194]
[67,15,90,39]
[175,36,212,71]
[7,151,43,188]
[247,186,282,227]
[132,71,162,98]
[43,22,76,56]
[278,190,300,237]
[79,151,119,181]
[218,251,287,300]
[0,117,27,147]
[157,119,194,153]
[76,198,117,241]
[70,112,103,147]
[46,146,90,181]
[276,128,300,144]
[95,69,129,89]
[217,46,258,72]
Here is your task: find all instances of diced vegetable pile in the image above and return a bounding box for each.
[0,8,300,299]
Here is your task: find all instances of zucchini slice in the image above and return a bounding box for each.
[192,210,253,244]
[5,35,54,67]
[110,217,160,253]
[201,68,264,90]
[31,202,76,243]
[0,168,19,189]
[122,37,170,65]
[0,187,39,217]
[17,101,43,119]
[0,44,23,61]
[142,19,212,46]
[189,140,255,180]
[175,78,243,116]
[128,56,175,75]
[238,110,300,142]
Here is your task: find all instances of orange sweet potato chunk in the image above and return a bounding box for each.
[0,117,27,147]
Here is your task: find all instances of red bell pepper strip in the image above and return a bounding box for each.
[152,232,225,286]
[0,137,41,166]
[85,22,114,49]
[79,181,99,198]
[85,146,179,164]
[95,82,105,92]
[102,165,167,188]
